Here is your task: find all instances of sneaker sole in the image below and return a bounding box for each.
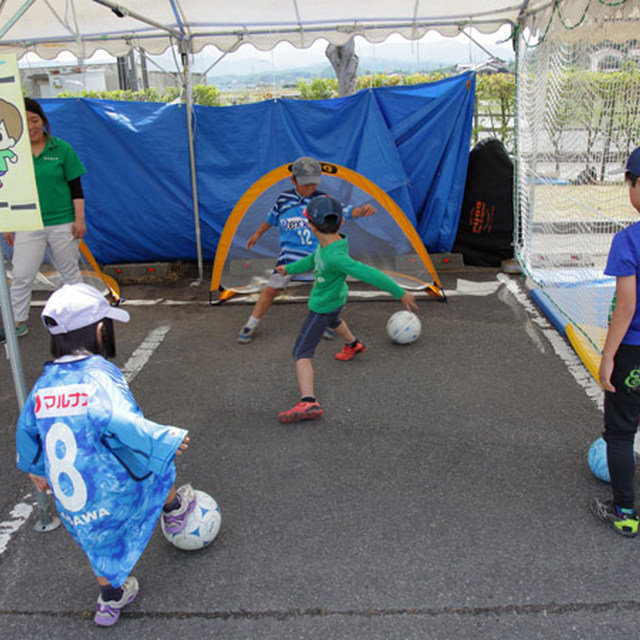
[279,408,324,423]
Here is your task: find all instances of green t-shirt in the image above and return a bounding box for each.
[33,135,86,226]
[285,235,405,313]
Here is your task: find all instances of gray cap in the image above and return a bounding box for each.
[291,156,322,185]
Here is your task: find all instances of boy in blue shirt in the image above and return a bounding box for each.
[276,195,418,423]
[592,145,640,537]
[237,156,374,343]
[16,283,194,625]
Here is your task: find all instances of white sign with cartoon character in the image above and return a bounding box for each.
[0,54,42,232]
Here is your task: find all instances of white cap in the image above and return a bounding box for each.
[42,283,130,335]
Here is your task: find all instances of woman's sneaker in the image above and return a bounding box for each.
[162,484,197,534]
[0,322,28,343]
[278,401,324,423]
[94,577,139,627]
[590,497,639,537]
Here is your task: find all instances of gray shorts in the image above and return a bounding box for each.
[293,307,344,360]
[266,269,293,290]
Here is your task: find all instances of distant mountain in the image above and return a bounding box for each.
[207,37,514,86]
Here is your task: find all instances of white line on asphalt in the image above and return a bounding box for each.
[497,274,603,411]
[122,325,171,383]
[0,495,34,555]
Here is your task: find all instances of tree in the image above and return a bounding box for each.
[296,78,337,100]
[325,38,358,96]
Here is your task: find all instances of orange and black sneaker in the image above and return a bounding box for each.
[278,401,324,423]
[335,340,366,361]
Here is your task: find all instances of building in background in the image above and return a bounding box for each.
[19,50,204,98]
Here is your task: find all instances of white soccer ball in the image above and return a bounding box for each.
[386,310,421,345]
[161,489,221,551]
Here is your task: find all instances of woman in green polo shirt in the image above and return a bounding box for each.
[1,98,86,342]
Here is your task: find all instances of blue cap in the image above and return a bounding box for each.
[305,195,342,226]
[627,146,640,176]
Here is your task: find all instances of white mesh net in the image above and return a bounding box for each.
[515,3,640,353]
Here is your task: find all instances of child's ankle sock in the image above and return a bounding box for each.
[100,584,124,602]
[247,316,260,330]
[163,494,181,513]
[301,396,316,403]
[616,505,637,517]
[347,339,358,347]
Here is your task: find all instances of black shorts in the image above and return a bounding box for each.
[292,307,344,360]
[604,343,640,435]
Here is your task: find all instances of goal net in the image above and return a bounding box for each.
[515,1,640,362]
[209,162,444,305]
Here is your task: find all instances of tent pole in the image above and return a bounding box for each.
[0,255,26,408]
[181,41,203,286]
[0,0,36,39]
[0,253,59,531]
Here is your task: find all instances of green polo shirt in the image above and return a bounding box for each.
[33,135,86,226]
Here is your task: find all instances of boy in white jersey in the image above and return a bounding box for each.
[16,283,193,626]
[237,156,375,343]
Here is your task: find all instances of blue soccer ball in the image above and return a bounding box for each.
[588,437,610,483]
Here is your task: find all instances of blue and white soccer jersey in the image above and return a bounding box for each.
[265,188,355,273]
[265,188,323,264]
[16,355,187,587]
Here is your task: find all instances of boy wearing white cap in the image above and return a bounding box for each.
[592,146,640,537]
[237,156,375,343]
[15,283,193,626]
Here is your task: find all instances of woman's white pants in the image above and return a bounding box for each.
[10,223,81,322]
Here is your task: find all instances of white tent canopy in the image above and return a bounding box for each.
[1,0,638,61]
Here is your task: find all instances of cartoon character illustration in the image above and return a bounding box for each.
[0,98,23,188]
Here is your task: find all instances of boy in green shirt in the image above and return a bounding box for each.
[276,195,418,423]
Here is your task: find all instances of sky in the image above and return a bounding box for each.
[18,26,515,77]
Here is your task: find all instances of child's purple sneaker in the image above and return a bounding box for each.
[94,576,139,627]
[162,484,196,534]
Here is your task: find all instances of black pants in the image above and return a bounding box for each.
[603,344,640,509]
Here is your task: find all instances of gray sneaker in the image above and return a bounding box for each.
[162,484,197,534]
[237,325,255,344]
[94,576,139,627]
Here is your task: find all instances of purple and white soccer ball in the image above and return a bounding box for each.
[386,310,421,345]
[161,489,221,551]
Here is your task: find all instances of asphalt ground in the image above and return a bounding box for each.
[0,268,638,639]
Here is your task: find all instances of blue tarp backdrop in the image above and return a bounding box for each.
[40,72,475,264]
